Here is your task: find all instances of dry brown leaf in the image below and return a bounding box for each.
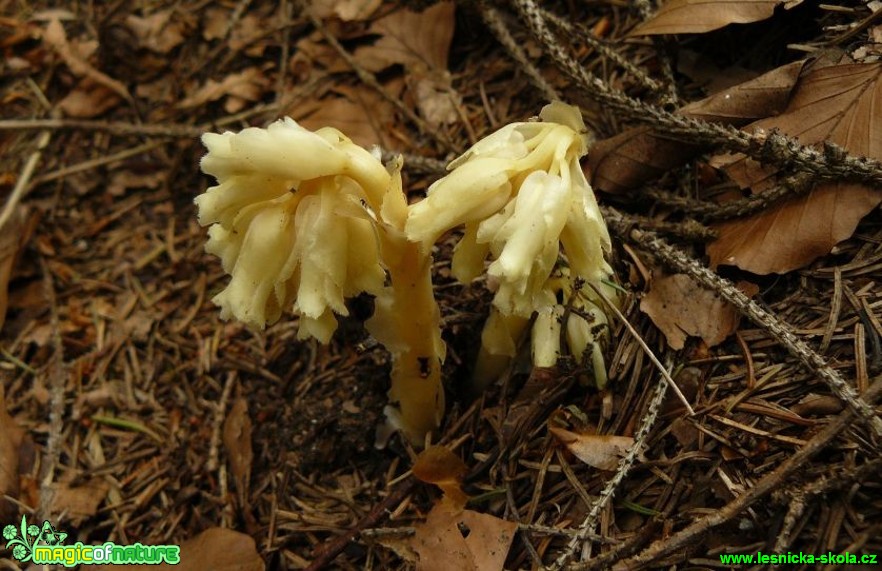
[640,272,758,350]
[81,527,264,571]
[549,425,634,470]
[708,63,882,274]
[353,2,455,73]
[125,9,187,54]
[58,77,122,118]
[631,0,803,35]
[202,8,228,41]
[230,14,266,57]
[411,72,460,126]
[45,479,109,522]
[43,18,132,103]
[0,383,25,521]
[295,82,400,148]
[382,502,517,571]
[223,398,253,500]
[588,60,805,193]
[179,68,270,113]
[108,170,167,197]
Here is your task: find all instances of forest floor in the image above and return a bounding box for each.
[1,1,881,569]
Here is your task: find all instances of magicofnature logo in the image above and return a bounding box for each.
[4,515,180,567]
[3,515,68,562]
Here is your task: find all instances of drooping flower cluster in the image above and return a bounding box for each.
[195,118,388,343]
[406,102,615,385]
[196,117,447,446]
[195,102,618,446]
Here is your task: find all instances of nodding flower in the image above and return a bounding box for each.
[405,102,616,388]
[195,117,389,342]
[406,101,612,318]
[196,118,446,447]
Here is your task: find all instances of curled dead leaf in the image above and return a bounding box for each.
[631,0,803,36]
[0,205,25,332]
[549,425,634,471]
[223,398,253,503]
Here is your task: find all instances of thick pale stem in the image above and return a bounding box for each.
[471,312,529,395]
[369,230,445,445]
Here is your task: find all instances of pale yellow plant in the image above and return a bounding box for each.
[195,102,616,446]
[196,118,444,446]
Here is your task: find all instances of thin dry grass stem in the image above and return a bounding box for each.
[480,1,559,102]
[603,206,882,439]
[0,130,50,231]
[735,331,756,389]
[552,367,669,570]
[511,0,882,189]
[0,101,285,138]
[612,376,882,569]
[33,141,166,186]
[303,7,459,154]
[0,118,203,137]
[820,267,844,353]
[587,281,695,415]
[276,0,292,106]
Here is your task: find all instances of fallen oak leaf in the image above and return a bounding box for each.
[311,0,383,21]
[58,77,123,118]
[44,479,109,524]
[353,2,455,73]
[631,0,803,36]
[415,502,517,571]
[707,62,882,274]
